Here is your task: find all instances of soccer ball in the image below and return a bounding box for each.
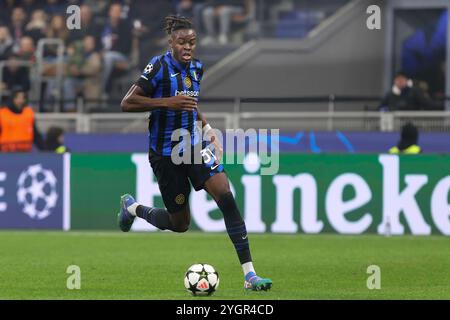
[184,263,219,296]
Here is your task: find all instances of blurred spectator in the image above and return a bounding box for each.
[41,15,69,101]
[42,14,70,72]
[130,0,172,39]
[9,7,28,53]
[45,126,69,153]
[22,0,41,18]
[68,0,82,6]
[129,0,173,68]
[68,4,101,47]
[389,122,421,154]
[47,15,70,46]
[434,60,446,100]
[84,0,111,26]
[201,0,255,45]
[0,0,15,26]
[65,35,102,110]
[0,25,14,61]
[43,0,66,15]
[16,36,35,63]
[176,0,194,16]
[1,54,31,93]
[0,89,44,152]
[25,9,47,44]
[100,2,132,96]
[176,0,207,33]
[379,71,442,111]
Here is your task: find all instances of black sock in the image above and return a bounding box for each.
[136,205,173,231]
[217,192,252,264]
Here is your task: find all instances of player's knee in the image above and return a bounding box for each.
[208,186,231,203]
[172,222,189,233]
[170,212,190,233]
[206,174,231,202]
[216,189,232,204]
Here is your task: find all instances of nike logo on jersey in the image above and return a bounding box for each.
[211,163,219,170]
[170,73,180,77]
[242,234,248,240]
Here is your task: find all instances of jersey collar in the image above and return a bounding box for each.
[166,50,192,73]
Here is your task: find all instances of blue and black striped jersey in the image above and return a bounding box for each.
[136,51,203,156]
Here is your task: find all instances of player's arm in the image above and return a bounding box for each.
[197,106,223,161]
[121,57,197,112]
[195,64,208,127]
[196,108,208,127]
[121,85,197,112]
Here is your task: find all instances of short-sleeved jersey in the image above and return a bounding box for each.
[136,51,203,156]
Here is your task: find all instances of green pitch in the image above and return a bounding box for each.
[1,231,449,299]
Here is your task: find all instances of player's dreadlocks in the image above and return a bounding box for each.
[164,15,193,35]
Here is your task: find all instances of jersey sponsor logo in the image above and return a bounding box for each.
[175,90,199,97]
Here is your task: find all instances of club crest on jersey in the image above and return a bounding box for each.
[184,77,192,89]
[175,194,185,205]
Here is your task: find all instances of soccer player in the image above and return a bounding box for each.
[118,15,272,291]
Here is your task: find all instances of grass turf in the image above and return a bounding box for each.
[0,231,449,299]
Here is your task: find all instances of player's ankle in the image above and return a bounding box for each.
[245,271,257,282]
[127,203,139,216]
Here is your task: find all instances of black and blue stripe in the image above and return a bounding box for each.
[137,51,203,156]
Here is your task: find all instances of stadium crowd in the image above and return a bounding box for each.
[0,0,259,112]
[0,0,445,114]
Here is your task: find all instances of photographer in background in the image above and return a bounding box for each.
[379,71,443,111]
[45,126,69,154]
[389,122,421,154]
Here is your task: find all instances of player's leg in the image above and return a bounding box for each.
[203,172,272,291]
[119,195,190,232]
[118,152,191,232]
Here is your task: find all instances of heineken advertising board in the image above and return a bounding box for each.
[70,153,450,235]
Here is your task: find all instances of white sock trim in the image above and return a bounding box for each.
[127,203,139,216]
[242,262,255,276]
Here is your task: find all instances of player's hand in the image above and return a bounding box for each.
[208,130,223,163]
[166,95,198,111]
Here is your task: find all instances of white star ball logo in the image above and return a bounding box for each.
[17,164,58,220]
[143,63,153,74]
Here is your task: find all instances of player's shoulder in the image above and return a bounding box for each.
[191,58,204,81]
[142,54,165,77]
[147,54,165,66]
[192,58,204,71]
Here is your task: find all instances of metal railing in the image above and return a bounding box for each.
[35,38,66,112]
[0,38,66,109]
[35,112,234,134]
[34,110,450,134]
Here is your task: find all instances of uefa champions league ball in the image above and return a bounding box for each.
[184,263,219,296]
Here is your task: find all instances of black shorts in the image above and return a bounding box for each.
[148,142,225,213]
